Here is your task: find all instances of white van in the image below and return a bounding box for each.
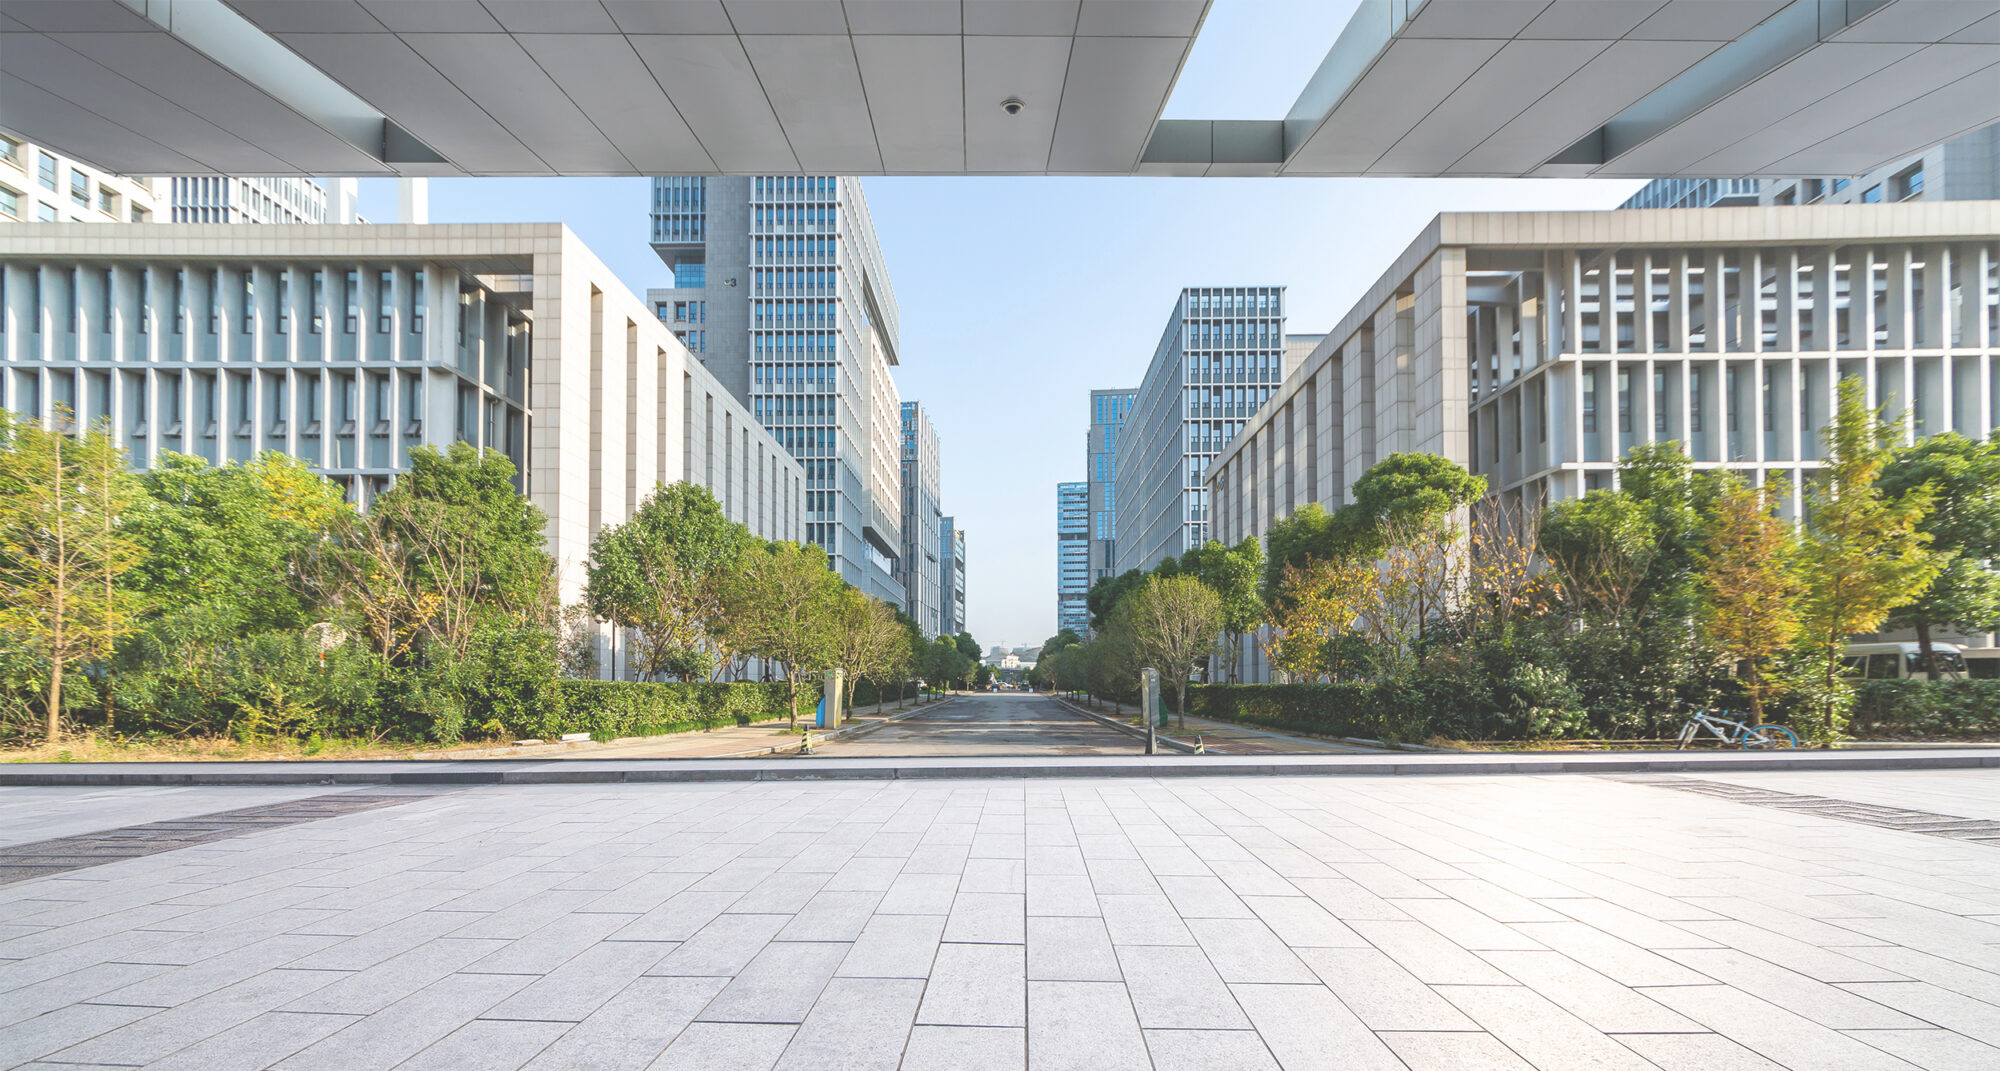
[1961,647,2000,680]
[1842,641,1966,681]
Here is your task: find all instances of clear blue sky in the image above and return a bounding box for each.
[353,0,1647,649]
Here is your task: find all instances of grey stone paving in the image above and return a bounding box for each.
[816,694,1144,756]
[4,771,2000,1069]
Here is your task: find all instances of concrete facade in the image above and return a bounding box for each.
[1113,287,1287,574]
[0,129,162,225]
[1056,481,1089,636]
[1085,387,1135,591]
[647,175,906,606]
[1763,122,2000,207]
[901,400,943,637]
[1210,205,2000,680]
[0,223,801,677]
[168,176,334,225]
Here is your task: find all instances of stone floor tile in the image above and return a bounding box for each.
[646,1021,795,1071]
[878,871,960,914]
[1644,982,1927,1070]
[1615,1031,1792,1070]
[1838,1027,2000,1071]
[648,912,788,977]
[1185,917,1317,983]
[520,976,724,1071]
[53,966,343,1065]
[1844,945,2000,1004]
[1157,875,1253,919]
[283,937,509,1014]
[465,911,638,974]
[1085,858,1160,895]
[1141,1028,1278,1071]
[398,1018,571,1071]
[770,977,921,1071]
[697,941,847,1023]
[1478,949,1703,1033]
[836,913,946,979]
[1379,1031,1537,1070]
[1394,897,1545,951]
[1677,919,1915,982]
[1346,919,1513,985]
[916,943,1025,1027]
[0,1001,157,1065]
[1659,947,1928,1029]
[1025,874,1098,917]
[1287,876,1411,920]
[1424,878,1572,923]
[1511,921,1714,987]
[484,941,676,1022]
[1097,893,1195,946]
[726,872,831,915]
[899,1025,1024,1071]
[822,855,905,892]
[1026,916,1120,981]
[1241,894,1367,948]
[777,890,883,942]
[271,970,534,1070]
[1837,981,2000,1044]
[0,960,172,1028]
[944,891,1025,944]
[1439,984,1660,1070]
[134,1010,359,1071]
[1230,982,1405,1071]
[93,932,339,1007]
[1295,946,1479,1031]
[1026,980,1148,1071]
[1114,945,1247,1029]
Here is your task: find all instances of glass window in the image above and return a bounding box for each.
[37,151,57,191]
[1894,164,1924,200]
[241,270,255,333]
[410,270,425,333]
[0,133,15,162]
[1861,185,1883,203]
[0,185,16,219]
[37,203,56,223]
[377,271,393,332]
[70,170,88,206]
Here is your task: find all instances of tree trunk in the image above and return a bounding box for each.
[1747,658,1764,724]
[1175,677,1187,731]
[1915,619,1938,680]
[787,674,798,728]
[45,656,63,743]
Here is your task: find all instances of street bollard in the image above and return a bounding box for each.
[1141,668,1160,756]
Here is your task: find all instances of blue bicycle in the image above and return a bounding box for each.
[1676,709,1800,750]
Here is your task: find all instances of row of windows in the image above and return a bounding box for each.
[753,205,833,231]
[753,394,833,424]
[751,362,837,386]
[1186,289,1280,316]
[1185,319,1281,349]
[751,330,838,357]
[752,299,836,328]
[754,236,835,264]
[755,176,835,199]
[657,299,705,324]
[0,267,469,342]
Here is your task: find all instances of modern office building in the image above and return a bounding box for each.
[900,400,944,637]
[0,223,802,679]
[1085,388,1136,588]
[1056,482,1090,635]
[0,129,161,225]
[1113,286,1287,574]
[941,516,967,639]
[1619,179,1763,211]
[646,175,905,605]
[1761,123,2000,207]
[167,176,342,225]
[1209,205,2000,680]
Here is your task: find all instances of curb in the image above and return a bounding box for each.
[710,696,955,758]
[1049,696,1201,754]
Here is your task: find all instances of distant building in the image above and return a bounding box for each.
[168,177,341,225]
[0,128,162,225]
[1760,123,2000,207]
[1056,481,1090,635]
[1113,286,1287,573]
[1085,388,1135,589]
[900,401,944,636]
[1618,178,1762,211]
[941,516,967,637]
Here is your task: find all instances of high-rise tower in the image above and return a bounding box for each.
[901,401,943,637]
[1056,482,1090,635]
[647,175,905,603]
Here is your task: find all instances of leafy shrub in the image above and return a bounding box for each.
[526,679,821,740]
[1850,680,2000,738]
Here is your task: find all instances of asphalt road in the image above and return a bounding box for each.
[818,692,1143,756]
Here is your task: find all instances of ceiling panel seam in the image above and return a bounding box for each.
[719,1,805,174]
[1041,1,1084,172]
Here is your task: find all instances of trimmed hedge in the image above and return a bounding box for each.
[1851,680,2000,738]
[514,680,822,740]
[1183,682,1472,743]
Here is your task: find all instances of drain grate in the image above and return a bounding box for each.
[1615,776,2000,845]
[0,793,431,885]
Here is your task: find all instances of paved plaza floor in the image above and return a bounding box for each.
[5,769,2000,1070]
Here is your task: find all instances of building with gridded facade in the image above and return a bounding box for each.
[901,400,943,637]
[1056,482,1090,635]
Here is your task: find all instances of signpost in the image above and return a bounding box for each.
[1140,667,1160,756]
[818,668,845,729]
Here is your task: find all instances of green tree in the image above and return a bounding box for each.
[723,540,844,726]
[1880,432,2000,677]
[927,634,972,691]
[375,443,555,621]
[584,482,747,681]
[1349,451,1487,528]
[1698,476,1801,724]
[0,413,147,742]
[1539,491,1658,622]
[1794,378,1942,739]
[953,631,980,663]
[834,589,909,716]
[1184,537,1264,682]
[1116,574,1223,729]
[973,663,994,688]
[1040,629,1083,659]
[1087,569,1146,631]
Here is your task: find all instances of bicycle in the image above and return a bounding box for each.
[1676,709,1800,750]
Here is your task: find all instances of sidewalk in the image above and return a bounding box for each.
[422,697,944,761]
[1050,696,1378,755]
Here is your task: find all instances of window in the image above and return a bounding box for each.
[70,170,88,207]
[37,203,56,223]
[1832,178,1851,193]
[310,271,324,333]
[241,270,255,333]
[130,206,148,223]
[174,270,185,334]
[409,270,425,334]
[276,272,290,335]
[1773,186,1797,206]
[377,271,393,332]
[0,185,16,220]
[1861,185,1883,203]
[0,133,15,162]
[37,151,57,191]
[1893,164,1924,201]
[97,187,116,214]
[344,271,359,333]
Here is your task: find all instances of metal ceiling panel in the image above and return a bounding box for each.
[1371,39,1606,174]
[1593,42,1920,176]
[1832,0,2000,43]
[0,72,209,175]
[964,0,1080,36]
[963,35,1070,170]
[224,1,383,34]
[1946,12,2000,43]
[599,0,733,34]
[1689,43,1998,173]
[49,31,390,174]
[1049,35,1187,172]
[402,33,631,172]
[1446,39,1716,173]
[1763,59,2000,174]
[1284,38,1505,174]
[277,32,537,172]
[356,1,503,33]
[740,35,884,173]
[0,0,154,32]
[854,35,964,171]
[1398,1,1552,39]
[515,33,717,172]
[1517,1,1667,40]
[1075,0,1206,37]
[843,0,962,34]
[723,1,849,35]
[628,34,799,172]
[477,1,619,34]
[1627,0,1789,41]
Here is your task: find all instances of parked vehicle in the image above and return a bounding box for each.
[1961,648,2000,680]
[1841,641,1966,681]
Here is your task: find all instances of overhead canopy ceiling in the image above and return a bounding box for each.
[1,0,1996,180]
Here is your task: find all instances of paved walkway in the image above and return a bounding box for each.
[817,694,1143,757]
[5,770,2000,1069]
[1050,697,1380,756]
